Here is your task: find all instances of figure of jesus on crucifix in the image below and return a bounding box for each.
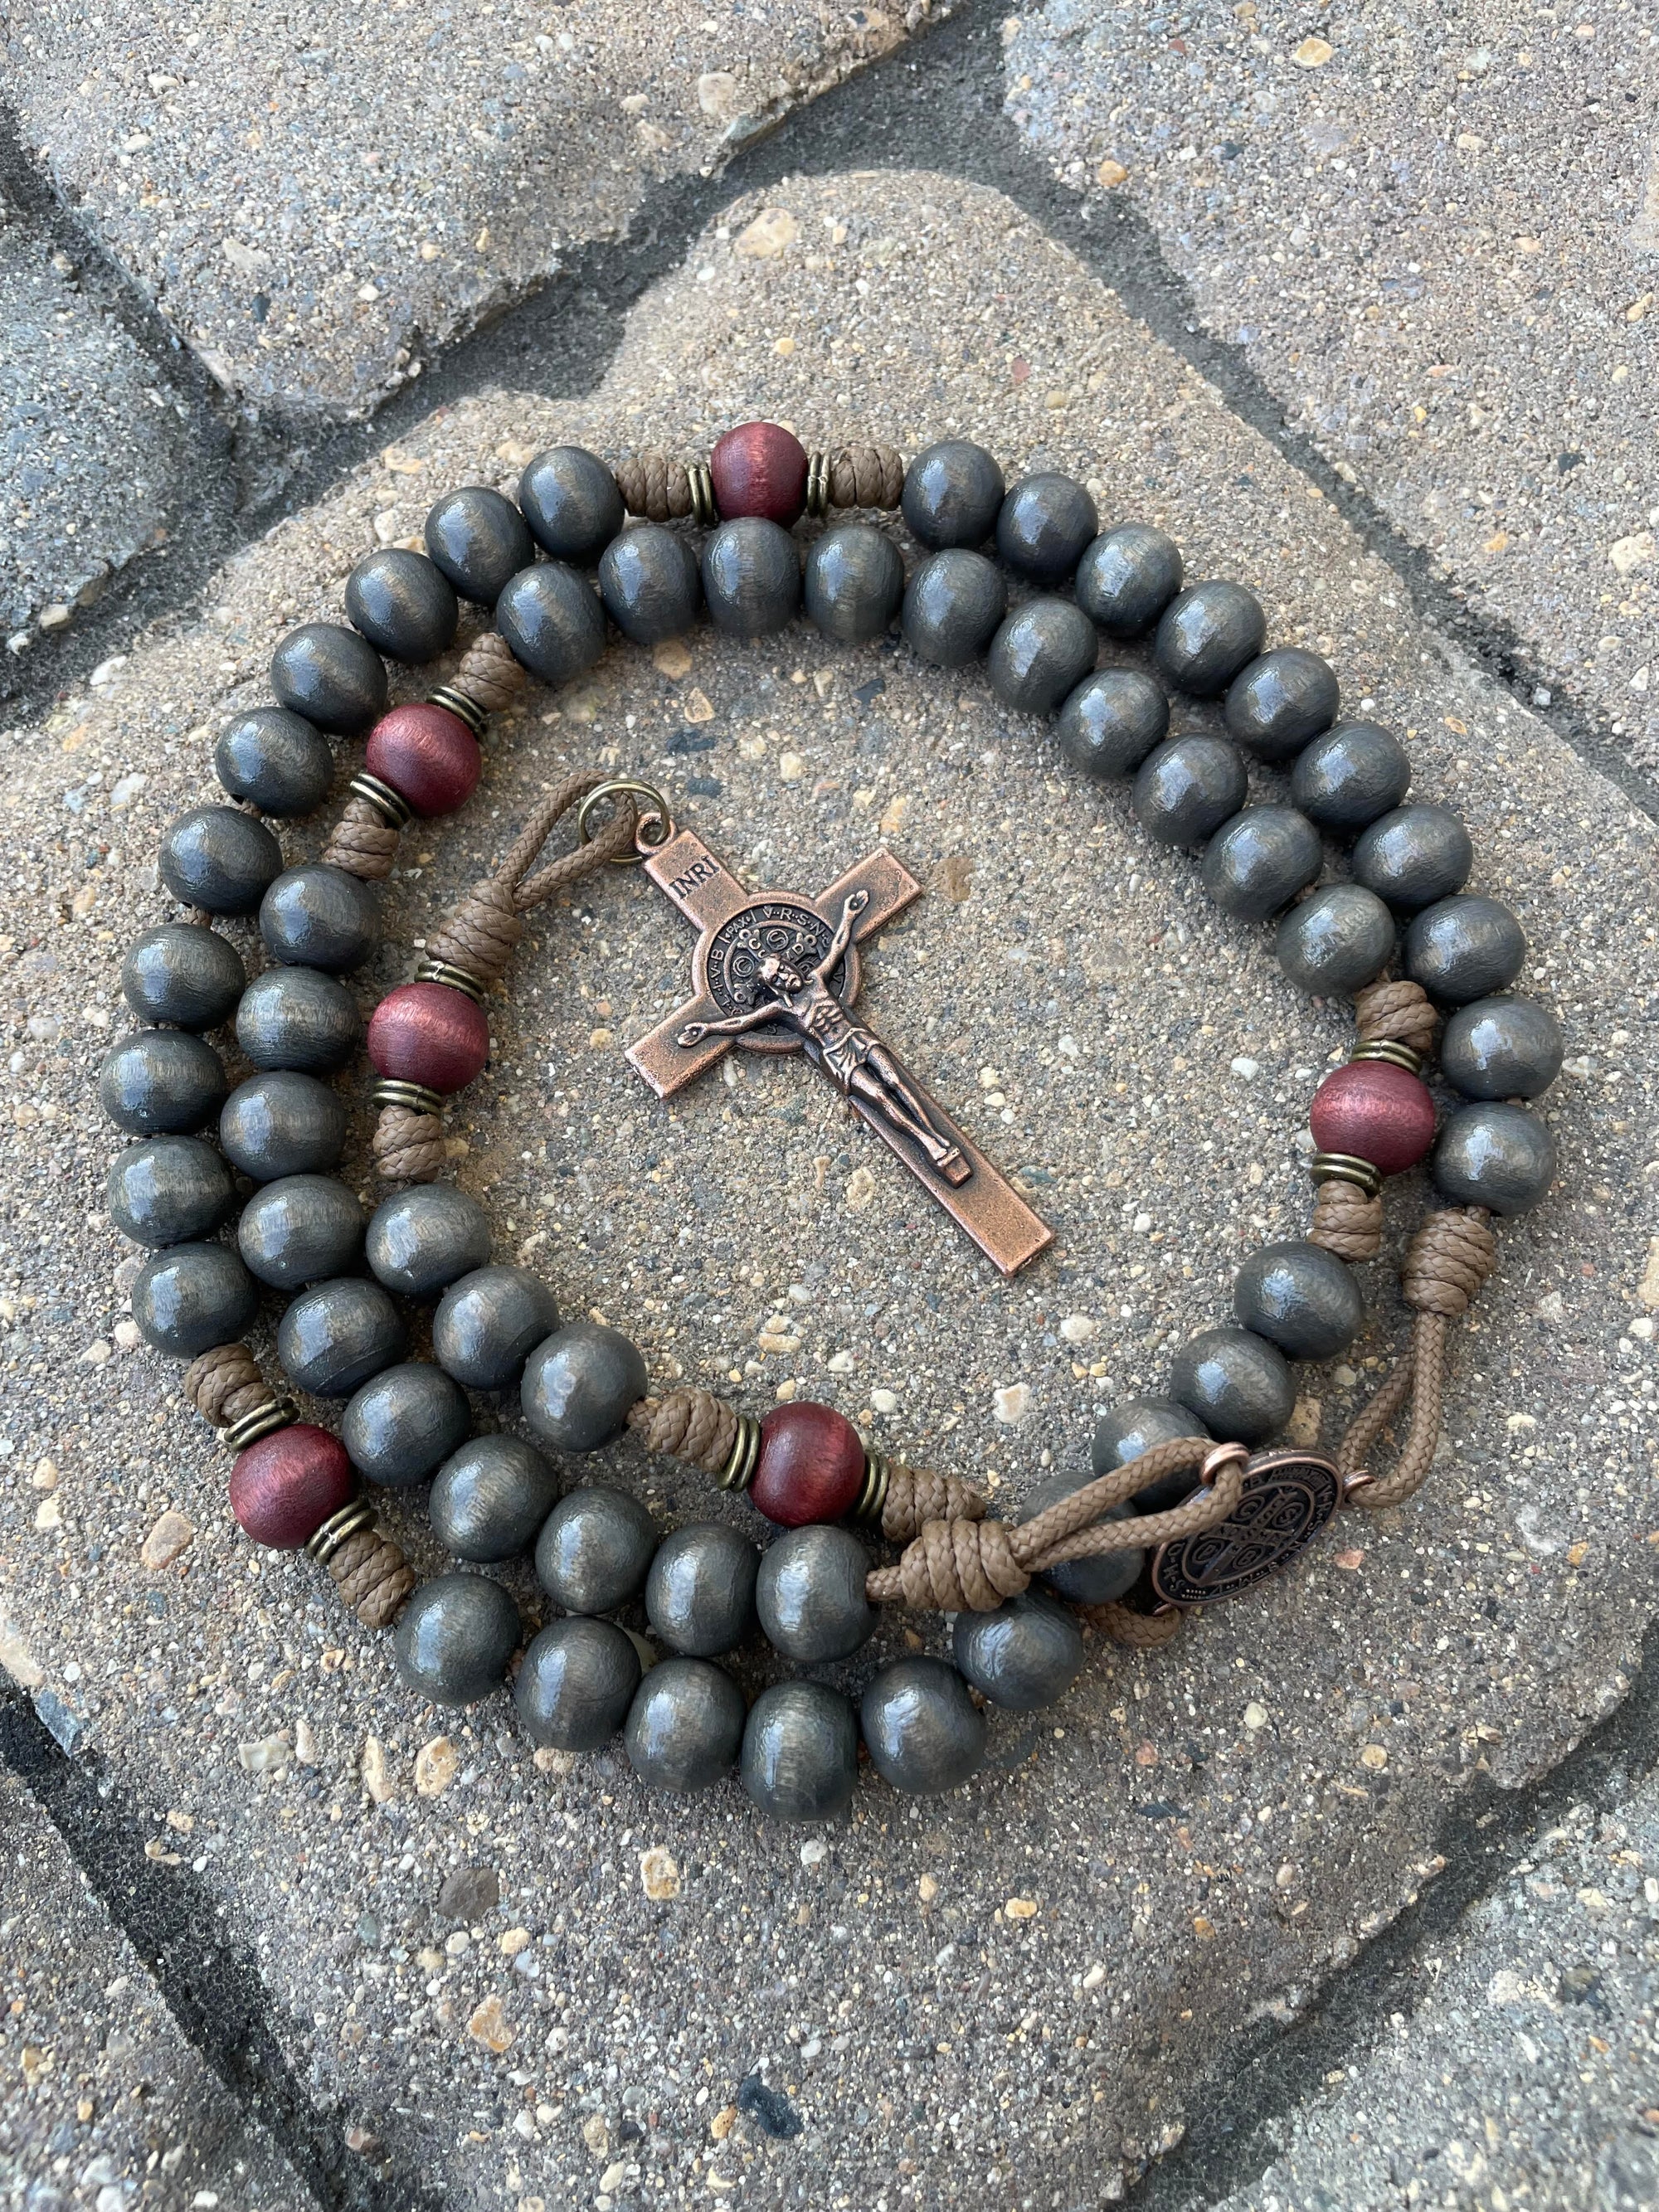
[675,888,972,1186]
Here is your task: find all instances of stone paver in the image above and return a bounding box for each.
[0,1762,316,2210]
[1214,1771,1659,2212]
[1005,1,1659,776]
[0,210,187,650]
[4,0,941,421]
[1,169,1656,2206]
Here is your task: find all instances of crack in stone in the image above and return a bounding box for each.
[0,1680,445,2212]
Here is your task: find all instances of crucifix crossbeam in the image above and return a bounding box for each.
[624,824,1052,1276]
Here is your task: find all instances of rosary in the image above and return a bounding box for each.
[100,422,1562,1819]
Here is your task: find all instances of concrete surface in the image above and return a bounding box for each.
[2,0,943,421]
[1214,1769,1659,2212]
[0,211,187,646]
[0,1762,315,2210]
[0,168,1656,2208]
[1006,0,1659,776]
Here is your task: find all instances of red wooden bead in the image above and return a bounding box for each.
[367,980,489,1094]
[364,702,481,817]
[230,1423,353,1549]
[1309,1060,1437,1175]
[751,1401,866,1526]
[710,421,809,527]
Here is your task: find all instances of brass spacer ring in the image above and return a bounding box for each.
[714,1412,761,1494]
[805,451,831,520]
[221,1398,295,1454]
[348,771,413,829]
[576,777,675,865]
[1350,1038,1424,1076]
[1309,1150,1384,1200]
[306,1495,377,1567]
[1199,1441,1251,1488]
[426,683,489,740]
[687,460,718,528]
[415,957,489,1006]
[853,1450,890,1524]
[372,1077,445,1118]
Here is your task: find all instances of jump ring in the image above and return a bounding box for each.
[575,777,675,866]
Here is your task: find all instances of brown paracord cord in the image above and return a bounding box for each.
[1353,975,1438,1059]
[1309,1179,1384,1263]
[867,1438,1239,1612]
[183,1341,280,1430]
[372,771,640,1184]
[1336,1206,1496,1510]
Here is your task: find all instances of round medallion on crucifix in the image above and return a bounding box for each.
[1149,1451,1342,1607]
[702,899,858,1053]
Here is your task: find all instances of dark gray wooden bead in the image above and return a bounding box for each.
[1404,894,1525,1005]
[901,549,1006,667]
[1092,1396,1209,1514]
[645,1523,761,1656]
[270,621,387,735]
[1131,733,1248,847]
[742,1681,859,1822]
[1233,1239,1364,1359]
[598,524,702,645]
[236,1174,364,1288]
[1200,805,1323,921]
[122,924,246,1031]
[804,525,905,644]
[235,965,362,1074]
[995,473,1098,581]
[367,1185,493,1300]
[220,1071,348,1181]
[158,806,283,916]
[1224,648,1340,761]
[344,547,459,664]
[276,1276,408,1398]
[624,1658,746,1792]
[1074,523,1184,637]
[496,562,608,685]
[1275,884,1395,996]
[394,1574,521,1708]
[1289,720,1410,830]
[1439,994,1564,1101]
[130,1242,258,1358]
[259,865,380,975]
[521,1321,648,1452]
[534,1485,658,1615]
[1169,1326,1293,1444]
[901,440,1005,549]
[1055,667,1170,779]
[100,1031,227,1135]
[987,597,1097,716]
[514,1617,640,1751]
[433,1265,557,1390]
[107,1135,234,1247]
[1432,1103,1557,1216]
[1019,1471,1142,1604]
[1352,804,1472,911]
[701,519,800,638]
[1153,581,1266,696]
[757,1526,874,1662]
[951,1591,1084,1711]
[215,707,334,818]
[425,485,535,604]
[860,1658,985,1796]
[431,1435,560,1563]
[519,445,625,563]
[342,1361,472,1488]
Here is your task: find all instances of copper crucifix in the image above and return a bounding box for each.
[621,811,1052,1276]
